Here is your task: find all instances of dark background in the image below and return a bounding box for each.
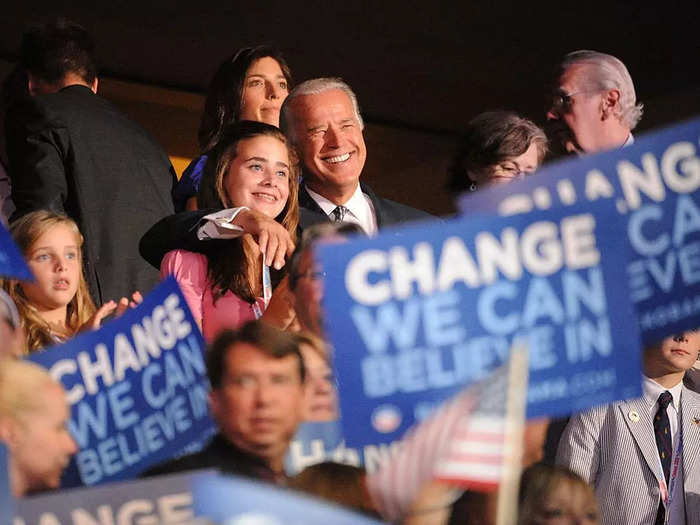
[1,1,698,213]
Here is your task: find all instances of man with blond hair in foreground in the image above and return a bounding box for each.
[0,359,77,497]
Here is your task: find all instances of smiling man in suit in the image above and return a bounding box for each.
[280,78,431,234]
[139,78,432,270]
[556,331,700,525]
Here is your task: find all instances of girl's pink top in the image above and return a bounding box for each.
[160,249,263,342]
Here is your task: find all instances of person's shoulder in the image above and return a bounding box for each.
[685,362,700,394]
[49,86,169,157]
[9,85,110,133]
[361,183,436,225]
[33,84,98,113]
[377,196,434,220]
[141,448,216,478]
[568,400,620,428]
[5,91,63,130]
[181,155,209,179]
[161,249,208,273]
[682,387,700,453]
[683,384,700,408]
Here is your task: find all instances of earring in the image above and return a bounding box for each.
[469,182,477,192]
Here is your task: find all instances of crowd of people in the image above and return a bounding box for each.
[0,16,697,525]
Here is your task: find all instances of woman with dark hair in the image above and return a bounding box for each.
[447,111,547,194]
[161,120,299,342]
[173,46,293,212]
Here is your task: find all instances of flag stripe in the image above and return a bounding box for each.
[436,461,503,480]
[455,431,506,441]
[450,441,506,455]
[433,477,501,492]
[366,360,513,522]
[444,453,505,464]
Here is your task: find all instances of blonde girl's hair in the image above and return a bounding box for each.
[1,210,96,353]
[518,464,600,525]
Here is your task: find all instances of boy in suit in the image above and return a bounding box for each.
[557,331,700,525]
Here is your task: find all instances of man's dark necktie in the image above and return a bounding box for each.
[654,390,673,525]
[331,205,349,223]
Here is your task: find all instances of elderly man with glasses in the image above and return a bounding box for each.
[546,50,643,156]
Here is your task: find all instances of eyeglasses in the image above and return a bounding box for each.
[489,174,526,185]
[549,89,601,114]
[488,162,533,184]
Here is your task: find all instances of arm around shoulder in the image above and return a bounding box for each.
[140,209,219,268]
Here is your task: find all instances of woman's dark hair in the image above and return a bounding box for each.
[447,110,547,193]
[197,46,293,153]
[198,120,299,303]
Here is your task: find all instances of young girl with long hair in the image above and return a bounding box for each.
[161,120,299,341]
[2,210,138,352]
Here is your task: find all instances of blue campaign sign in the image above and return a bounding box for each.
[1,444,12,525]
[286,421,344,474]
[459,116,700,344]
[0,221,32,281]
[318,201,642,448]
[14,470,216,525]
[27,277,215,488]
[193,473,383,524]
[286,421,402,475]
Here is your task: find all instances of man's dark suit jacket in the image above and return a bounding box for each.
[140,182,434,269]
[6,84,176,304]
[297,183,433,231]
[142,433,285,485]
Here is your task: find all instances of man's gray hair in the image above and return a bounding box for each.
[562,50,643,130]
[280,78,364,144]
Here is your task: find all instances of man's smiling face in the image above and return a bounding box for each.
[288,88,367,203]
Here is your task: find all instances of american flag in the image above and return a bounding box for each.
[434,364,509,490]
[366,361,514,522]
